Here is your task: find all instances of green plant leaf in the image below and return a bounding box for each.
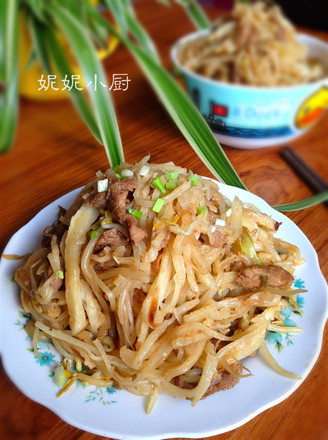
[48,2,124,167]
[158,0,210,29]
[82,8,246,189]
[26,14,52,74]
[0,0,19,153]
[274,190,328,212]
[46,29,103,145]
[25,0,46,23]
[175,0,211,30]
[123,9,160,64]
[104,0,128,36]
[104,0,160,64]
[24,48,38,71]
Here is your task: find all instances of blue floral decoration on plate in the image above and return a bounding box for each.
[265,278,305,352]
[15,309,118,406]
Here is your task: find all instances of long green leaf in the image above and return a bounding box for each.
[25,0,46,22]
[176,0,211,30]
[46,29,103,145]
[81,8,246,189]
[48,2,124,167]
[104,0,128,36]
[26,14,52,74]
[158,0,210,30]
[124,10,160,64]
[104,0,160,64]
[274,191,328,212]
[0,0,19,153]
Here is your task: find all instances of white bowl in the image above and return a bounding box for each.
[171,32,328,149]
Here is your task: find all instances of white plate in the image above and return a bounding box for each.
[1,183,327,440]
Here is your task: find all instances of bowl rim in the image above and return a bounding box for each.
[171,30,328,92]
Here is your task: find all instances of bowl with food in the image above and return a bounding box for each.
[171,3,328,148]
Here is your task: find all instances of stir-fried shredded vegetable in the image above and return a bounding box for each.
[15,158,305,413]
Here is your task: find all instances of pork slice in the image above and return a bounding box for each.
[203,362,243,397]
[15,266,33,295]
[236,264,293,289]
[174,361,243,397]
[108,177,146,245]
[41,206,68,248]
[200,230,227,248]
[50,276,63,292]
[84,191,107,209]
[212,230,227,248]
[126,216,147,245]
[94,228,129,253]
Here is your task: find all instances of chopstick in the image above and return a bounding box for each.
[280,146,328,206]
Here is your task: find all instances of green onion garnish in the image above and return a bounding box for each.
[121,169,134,178]
[113,165,120,172]
[90,230,100,240]
[115,172,123,179]
[129,208,143,220]
[151,177,166,194]
[55,270,64,279]
[188,173,199,186]
[53,365,67,387]
[11,275,16,283]
[239,228,263,265]
[97,179,108,193]
[166,180,179,190]
[152,198,165,213]
[166,170,179,181]
[197,206,207,217]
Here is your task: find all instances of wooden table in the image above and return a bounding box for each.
[1,2,327,440]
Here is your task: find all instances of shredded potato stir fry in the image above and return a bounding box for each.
[16,157,305,412]
[178,2,324,86]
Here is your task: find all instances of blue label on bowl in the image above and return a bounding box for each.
[184,74,328,139]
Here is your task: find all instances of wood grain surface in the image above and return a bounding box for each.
[0,2,327,440]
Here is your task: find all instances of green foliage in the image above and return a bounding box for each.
[1,0,327,211]
[0,0,19,153]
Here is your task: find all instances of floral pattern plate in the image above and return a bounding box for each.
[0,182,327,440]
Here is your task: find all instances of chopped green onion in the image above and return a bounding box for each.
[262,275,269,287]
[121,168,134,178]
[55,270,64,279]
[215,218,226,227]
[53,365,67,387]
[197,206,207,218]
[165,180,179,190]
[11,275,16,283]
[97,178,108,193]
[152,198,165,213]
[129,208,143,220]
[151,177,166,194]
[113,165,120,172]
[90,230,100,240]
[188,173,199,186]
[115,172,123,179]
[166,170,179,181]
[139,165,150,176]
[239,228,263,265]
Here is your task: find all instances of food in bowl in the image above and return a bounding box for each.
[15,158,305,413]
[171,3,328,148]
[177,2,325,87]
